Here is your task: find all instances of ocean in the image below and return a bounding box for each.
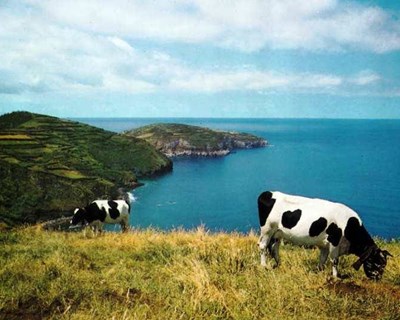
[76,118,400,239]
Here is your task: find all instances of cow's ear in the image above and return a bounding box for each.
[352,246,375,270]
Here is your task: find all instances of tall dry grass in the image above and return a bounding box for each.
[0,226,399,319]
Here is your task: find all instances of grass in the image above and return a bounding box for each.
[49,169,87,179]
[1,226,399,320]
[0,134,31,140]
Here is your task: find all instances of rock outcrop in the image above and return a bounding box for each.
[123,123,267,157]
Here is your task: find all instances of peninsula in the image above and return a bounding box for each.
[123,123,267,157]
[0,112,172,226]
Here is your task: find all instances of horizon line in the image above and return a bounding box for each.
[1,111,400,121]
[69,116,400,120]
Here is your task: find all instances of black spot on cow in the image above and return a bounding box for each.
[326,223,342,247]
[281,209,302,229]
[344,217,375,256]
[85,202,107,223]
[258,191,276,227]
[309,217,328,237]
[108,200,120,219]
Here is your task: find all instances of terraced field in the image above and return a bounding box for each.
[0,112,172,226]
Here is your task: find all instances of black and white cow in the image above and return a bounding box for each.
[71,200,130,232]
[258,191,392,280]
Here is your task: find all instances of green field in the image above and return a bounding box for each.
[0,227,399,319]
[0,112,172,226]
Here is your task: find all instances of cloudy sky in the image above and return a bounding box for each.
[0,0,400,118]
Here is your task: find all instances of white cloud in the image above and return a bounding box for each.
[168,70,288,92]
[0,1,393,99]
[296,74,343,89]
[0,9,157,94]
[26,0,400,53]
[27,0,221,43]
[166,68,383,94]
[350,71,381,86]
[108,37,136,56]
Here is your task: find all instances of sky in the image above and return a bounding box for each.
[0,0,400,118]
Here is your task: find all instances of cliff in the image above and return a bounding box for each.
[0,112,172,226]
[123,123,267,157]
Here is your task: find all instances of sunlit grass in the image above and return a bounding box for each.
[49,169,87,179]
[0,227,399,319]
[0,134,31,140]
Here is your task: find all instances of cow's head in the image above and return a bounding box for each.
[70,208,87,226]
[353,246,392,280]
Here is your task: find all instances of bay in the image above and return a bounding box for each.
[76,118,400,239]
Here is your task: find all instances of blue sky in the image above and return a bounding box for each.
[0,0,400,118]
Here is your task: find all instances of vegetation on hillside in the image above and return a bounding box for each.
[0,112,172,226]
[123,123,267,157]
[0,227,399,320]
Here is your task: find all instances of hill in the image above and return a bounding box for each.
[123,123,267,157]
[0,227,399,319]
[0,112,172,226]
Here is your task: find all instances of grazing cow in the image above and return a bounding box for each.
[258,191,392,280]
[71,200,130,232]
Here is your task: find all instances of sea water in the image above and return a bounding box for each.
[77,118,400,239]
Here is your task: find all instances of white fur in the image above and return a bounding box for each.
[92,200,130,232]
[259,191,361,276]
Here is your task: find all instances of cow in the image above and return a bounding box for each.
[258,191,392,280]
[71,199,131,233]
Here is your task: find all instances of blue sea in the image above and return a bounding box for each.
[77,118,400,239]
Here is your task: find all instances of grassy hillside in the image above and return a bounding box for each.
[123,123,267,157]
[0,112,172,226]
[0,227,399,319]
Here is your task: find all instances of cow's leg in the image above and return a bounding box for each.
[258,232,272,267]
[120,219,128,233]
[331,258,339,278]
[318,247,329,271]
[91,221,103,236]
[259,227,278,267]
[99,222,105,235]
[329,246,340,278]
[91,225,97,236]
[269,237,281,268]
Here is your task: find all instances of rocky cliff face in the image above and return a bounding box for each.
[123,123,267,157]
